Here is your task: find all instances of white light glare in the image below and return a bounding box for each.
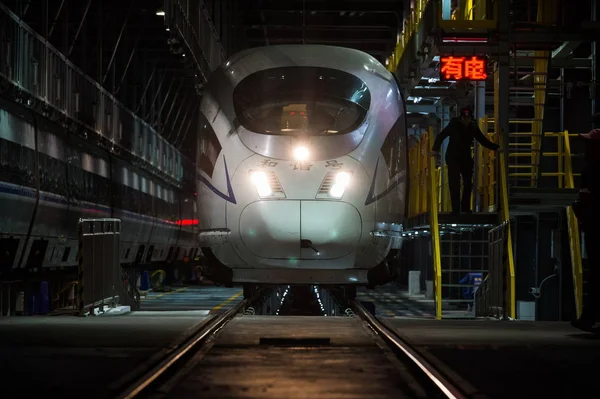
[156,10,165,16]
[329,171,351,198]
[293,146,309,161]
[250,171,272,197]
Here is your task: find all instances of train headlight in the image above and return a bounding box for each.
[330,171,351,198]
[293,146,309,161]
[250,171,272,197]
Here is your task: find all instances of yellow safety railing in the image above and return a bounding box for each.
[427,128,443,320]
[408,129,432,217]
[496,131,517,319]
[547,130,583,317]
[409,121,499,217]
[438,0,498,31]
[407,128,442,319]
[387,0,432,73]
[476,117,499,212]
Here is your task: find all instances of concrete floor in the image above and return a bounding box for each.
[2,284,597,398]
[0,285,243,398]
[384,318,600,399]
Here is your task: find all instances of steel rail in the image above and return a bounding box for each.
[350,300,468,399]
[118,299,248,399]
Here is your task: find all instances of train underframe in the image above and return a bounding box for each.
[200,247,401,299]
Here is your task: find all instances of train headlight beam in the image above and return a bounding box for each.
[329,171,351,198]
[250,171,272,197]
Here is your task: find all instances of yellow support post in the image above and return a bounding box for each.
[498,132,516,319]
[427,128,443,319]
[563,130,583,317]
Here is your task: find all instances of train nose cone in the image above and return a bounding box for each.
[239,201,362,261]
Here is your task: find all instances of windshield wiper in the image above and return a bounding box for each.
[316,107,344,135]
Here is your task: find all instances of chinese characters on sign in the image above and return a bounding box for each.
[439,55,488,81]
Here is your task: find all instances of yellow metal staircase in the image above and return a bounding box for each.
[395,0,584,319]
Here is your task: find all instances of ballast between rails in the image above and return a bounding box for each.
[350,300,468,399]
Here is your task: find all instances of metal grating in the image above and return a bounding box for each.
[266,170,285,196]
[316,172,336,198]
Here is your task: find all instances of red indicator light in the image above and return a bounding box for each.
[439,55,487,81]
[176,219,199,226]
[290,111,295,115]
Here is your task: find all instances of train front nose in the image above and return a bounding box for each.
[239,200,362,262]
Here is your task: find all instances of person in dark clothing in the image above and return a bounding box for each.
[571,128,600,331]
[431,106,501,214]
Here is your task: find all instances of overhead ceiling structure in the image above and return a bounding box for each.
[3,0,201,155]
[239,0,403,65]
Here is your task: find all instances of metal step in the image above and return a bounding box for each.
[509,187,578,211]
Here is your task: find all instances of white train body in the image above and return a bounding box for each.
[197,45,408,286]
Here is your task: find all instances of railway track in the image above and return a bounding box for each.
[116,292,469,399]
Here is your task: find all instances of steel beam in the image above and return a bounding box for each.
[245,24,397,32]
[162,79,184,133]
[407,88,459,98]
[245,37,391,44]
[115,38,139,95]
[166,94,189,141]
[512,57,591,69]
[243,13,398,27]
[249,0,402,13]
[155,78,176,125]
[102,0,135,85]
[173,99,197,145]
[406,103,438,114]
[145,72,168,121]
[245,27,393,41]
[552,41,582,59]
[177,108,197,149]
[48,0,66,37]
[135,67,156,114]
[68,0,92,57]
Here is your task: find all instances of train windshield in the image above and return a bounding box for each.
[233,67,371,136]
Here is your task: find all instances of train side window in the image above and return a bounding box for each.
[380,115,407,178]
[197,117,222,178]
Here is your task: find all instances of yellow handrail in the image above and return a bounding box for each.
[427,127,443,320]
[497,132,516,319]
[387,0,432,72]
[563,130,583,317]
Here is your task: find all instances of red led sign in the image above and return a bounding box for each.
[439,55,488,81]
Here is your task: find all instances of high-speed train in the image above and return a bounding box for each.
[0,98,197,274]
[197,45,408,291]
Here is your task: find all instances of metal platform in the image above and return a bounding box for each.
[406,212,498,231]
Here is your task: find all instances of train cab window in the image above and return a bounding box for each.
[233,67,371,136]
[197,116,221,177]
